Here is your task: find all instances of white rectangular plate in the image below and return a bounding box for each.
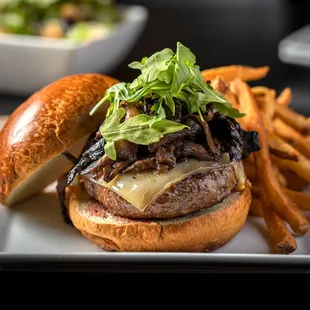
[1,116,310,269]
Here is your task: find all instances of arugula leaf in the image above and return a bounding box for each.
[99,108,126,159]
[186,62,245,118]
[90,82,131,116]
[149,98,166,126]
[171,42,195,96]
[92,41,247,159]
[213,102,246,118]
[152,91,175,115]
[90,80,170,116]
[158,59,175,84]
[162,93,175,115]
[126,80,169,102]
[100,110,188,159]
[129,48,174,88]
[104,141,117,161]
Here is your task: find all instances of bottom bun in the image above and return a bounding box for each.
[69,182,252,252]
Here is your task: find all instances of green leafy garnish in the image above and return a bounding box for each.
[128,48,174,88]
[91,42,245,159]
[100,108,187,160]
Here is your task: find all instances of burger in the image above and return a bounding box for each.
[0,42,260,252]
[65,42,260,252]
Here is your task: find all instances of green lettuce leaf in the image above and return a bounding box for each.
[171,42,195,96]
[92,41,247,160]
[100,109,187,159]
[129,48,174,88]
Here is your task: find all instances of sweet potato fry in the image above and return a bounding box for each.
[250,181,260,196]
[249,181,297,252]
[242,159,258,180]
[246,153,256,165]
[267,130,299,161]
[251,86,271,96]
[275,104,310,135]
[276,87,292,106]
[273,117,310,159]
[272,164,287,187]
[230,78,309,235]
[268,132,310,182]
[257,102,274,132]
[282,169,308,191]
[259,186,297,254]
[252,87,276,132]
[285,188,310,211]
[252,87,276,99]
[249,198,263,217]
[270,89,276,99]
[211,76,239,109]
[272,155,310,184]
[251,163,287,188]
[250,165,287,192]
[202,65,270,83]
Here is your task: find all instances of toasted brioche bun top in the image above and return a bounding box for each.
[0,73,118,206]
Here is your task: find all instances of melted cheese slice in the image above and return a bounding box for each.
[91,159,246,211]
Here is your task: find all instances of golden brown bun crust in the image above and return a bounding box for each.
[0,73,118,205]
[69,182,251,252]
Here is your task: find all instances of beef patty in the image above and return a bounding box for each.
[82,164,238,219]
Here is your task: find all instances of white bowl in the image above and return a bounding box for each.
[0,5,149,95]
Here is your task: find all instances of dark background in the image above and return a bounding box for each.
[116,0,294,86]
[2,0,310,301]
[1,0,310,115]
[113,0,310,114]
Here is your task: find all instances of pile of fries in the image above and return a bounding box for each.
[202,65,310,254]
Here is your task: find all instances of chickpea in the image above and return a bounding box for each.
[0,27,8,35]
[59,3,83,21]
[40,20,64,38]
